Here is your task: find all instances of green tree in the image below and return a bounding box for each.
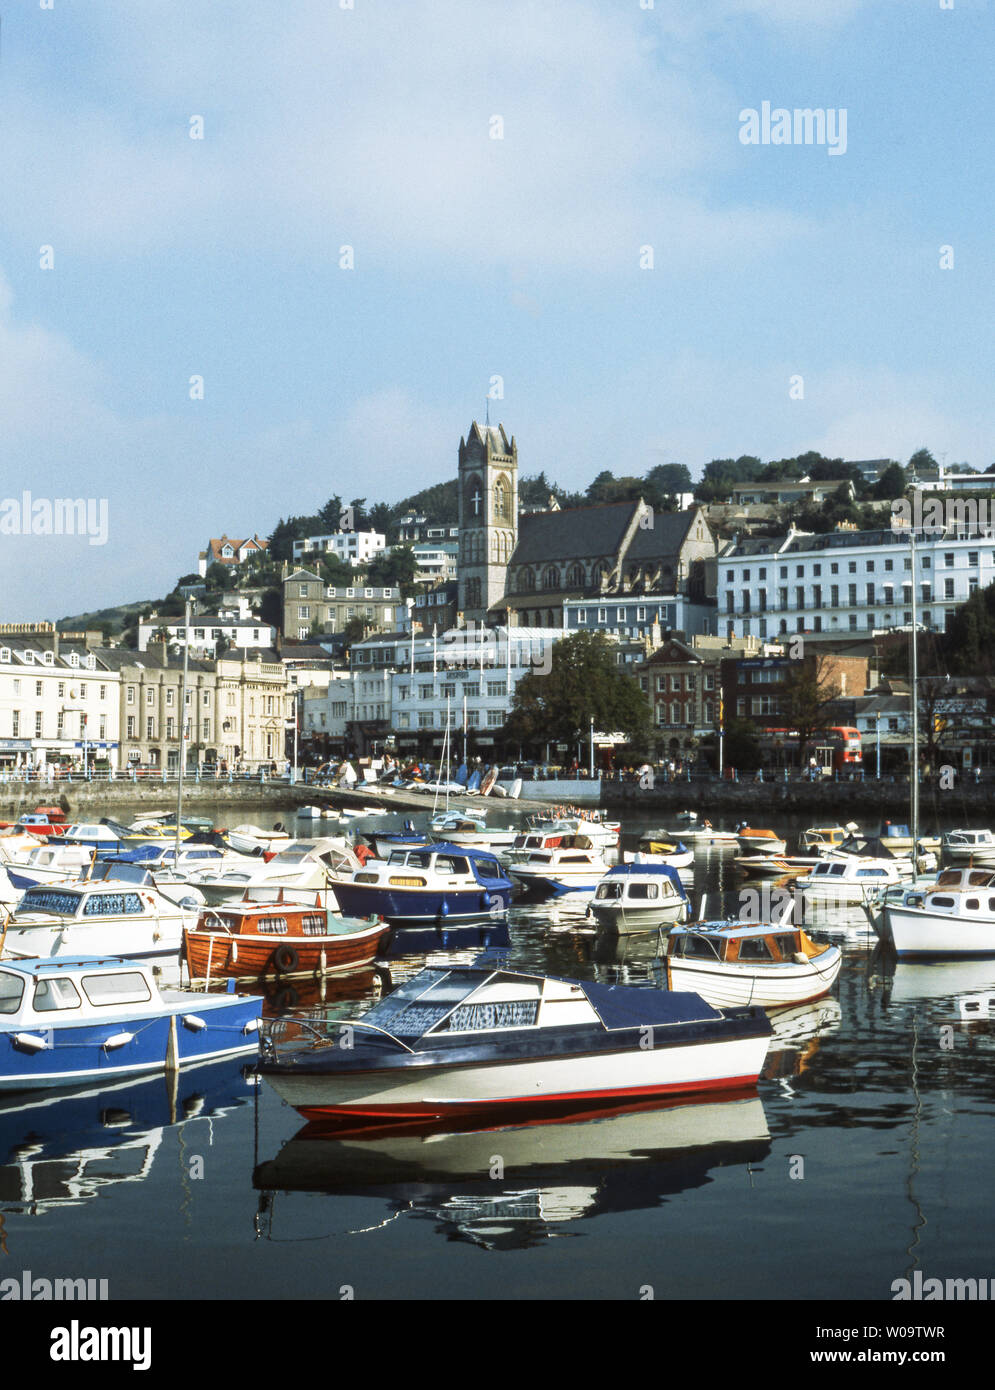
[872,462,908,501]
[645,462,693,495]
[779,655,843,767]
[908,448,938,476]
[505,630,650,754]
[942,582,995,676]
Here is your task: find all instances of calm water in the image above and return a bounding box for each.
[3,800,994,1303]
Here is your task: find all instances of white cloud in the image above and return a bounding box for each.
[0,0,812,271]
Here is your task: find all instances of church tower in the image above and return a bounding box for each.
[457,420,518,625]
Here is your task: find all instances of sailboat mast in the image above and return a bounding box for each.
[910,529,919,852]
[174,599,191,860]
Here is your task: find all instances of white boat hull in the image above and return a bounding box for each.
[263,1032,772,1116]
[886,904,995,958]
[667,950,841,1009]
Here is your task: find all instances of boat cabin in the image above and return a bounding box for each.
[0,957,162,1026]
[667,924,822,965]
[355,845,509,889]
[593,863,686,905]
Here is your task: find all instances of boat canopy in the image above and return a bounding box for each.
[600,863,687,899]
[357,966,722,1042]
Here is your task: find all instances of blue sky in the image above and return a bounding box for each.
[0,0,991,619]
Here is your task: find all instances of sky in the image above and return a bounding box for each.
[0,0,992,619]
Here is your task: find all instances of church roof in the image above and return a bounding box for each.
[509,502,641,565]
[623,509,702,562]
[465,420,515,455]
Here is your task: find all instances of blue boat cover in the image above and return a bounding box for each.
[603,862,688,900]
[578,979,722,1029]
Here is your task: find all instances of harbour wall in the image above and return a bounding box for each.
[601,777,995,820]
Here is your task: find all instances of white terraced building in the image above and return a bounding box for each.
[717,526,995,639]
[0,645,121,770]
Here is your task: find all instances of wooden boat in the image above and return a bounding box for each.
[588,863,689,934]
[734,826,787,856]
[0,956,261,1090]
[184,894,389,982]
[258,963,773,1121]
[664,923,842,1009]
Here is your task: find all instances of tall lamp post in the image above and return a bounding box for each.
[876,711,881,781]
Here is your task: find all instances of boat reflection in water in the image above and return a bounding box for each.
[762,997,843,1086]
[253,1091,770,1251]
[874,955,995,1019]
[0,1057,256,1218]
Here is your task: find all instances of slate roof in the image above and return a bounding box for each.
[624,509,700,562]
[510,502,640,565]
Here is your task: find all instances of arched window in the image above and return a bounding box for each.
[542,566,559,591]
[567,563,584,588]
[520,568,535,593]
[494,475,511,523]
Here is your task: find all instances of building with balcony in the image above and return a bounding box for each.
[717,526,995,639]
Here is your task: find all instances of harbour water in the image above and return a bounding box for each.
[2,802,993,1306]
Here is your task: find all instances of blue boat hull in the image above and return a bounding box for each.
[333,882,511,924]
[0,996,261,1091]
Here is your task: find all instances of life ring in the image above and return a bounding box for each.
[273,944,300,974]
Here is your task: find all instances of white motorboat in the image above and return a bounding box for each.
[941,829,995,866]
[186,838,361,907]
[796,856,905,907]
[508,840,613,898]
[225,825,294,856]
[523,815,620,851]
[665,822,739,848]
[798,823,859,852]
[882,866,995,958]
[2,873,198,961]
[664,922,842,1009]
[258,963,773,1121]
[1,843,96,899]
[734,827,787,857]
[429,813,519,852]
[588,863,689,935]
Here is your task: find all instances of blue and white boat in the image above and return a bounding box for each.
[258,963,773,1121]
[331,844,512,923]
[0,956,261,1091]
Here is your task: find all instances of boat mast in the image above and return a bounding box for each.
[910,530,919,856]
[174,599,191,862]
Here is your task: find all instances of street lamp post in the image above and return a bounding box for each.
[876,711,881,781]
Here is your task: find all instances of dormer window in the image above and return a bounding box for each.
[21,651,33,663]
[0,648,9,663]
[69,653,80,668]
[43,651,54,666]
